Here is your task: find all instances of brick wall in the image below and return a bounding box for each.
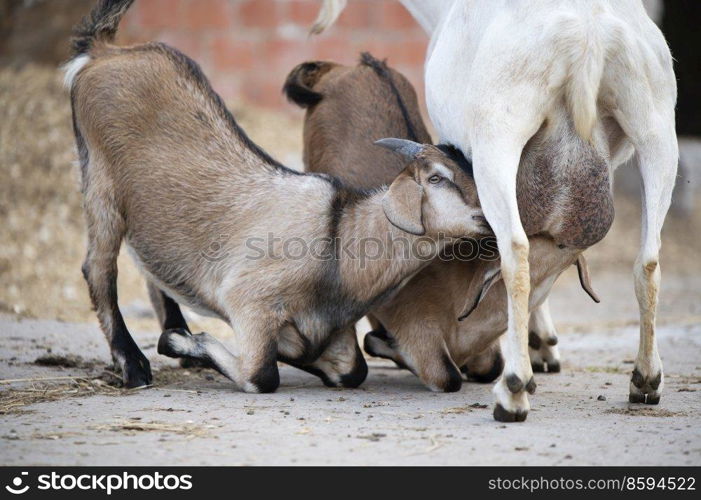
[120,0,428,111]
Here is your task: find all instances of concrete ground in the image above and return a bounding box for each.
[1,269,700,466]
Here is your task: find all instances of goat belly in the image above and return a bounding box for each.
[125,243,223,319]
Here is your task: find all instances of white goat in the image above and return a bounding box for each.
[313,0,678,421]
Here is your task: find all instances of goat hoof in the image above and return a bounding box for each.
[493,403,528,423]
[646,394,661,405]
[531,361,545,373]
[628,392,646,403]
[247,363,280,393]
[338,346,369,388]
[547,360,561,373]
[157,328,191,358]
[123,352,152,388]
[629,367,663,404]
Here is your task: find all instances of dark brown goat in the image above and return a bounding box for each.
[285,54,606,397]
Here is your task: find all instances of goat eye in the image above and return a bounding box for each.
[428,175,442,184]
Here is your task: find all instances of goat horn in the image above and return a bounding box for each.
[374,138,424,159]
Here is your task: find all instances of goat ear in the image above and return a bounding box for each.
[458,262,502,321]
[382,173,425,235]
[575,254,600,303]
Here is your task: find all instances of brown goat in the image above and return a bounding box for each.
[65,0,488,391]
[284,55,605,399]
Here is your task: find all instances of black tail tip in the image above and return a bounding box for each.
[282,61,331,108]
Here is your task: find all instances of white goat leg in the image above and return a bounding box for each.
[470,136,536,422]
[629,128,678,404]
[528,299,561,374]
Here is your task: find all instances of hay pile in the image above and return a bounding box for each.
[0,377,122,415]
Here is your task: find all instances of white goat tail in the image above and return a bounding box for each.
[62,54,91,89]
[565,26,604,142]
[309,0,346,34]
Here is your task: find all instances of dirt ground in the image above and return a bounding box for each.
[1,299,700,466]
[1,65,700,465]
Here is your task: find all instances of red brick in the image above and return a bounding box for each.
[211,35,256,70]
[379,1,418,30]
[209,73,242,103]
[336,0,374,30]
[287,0,320,26]
[130,0,183,30]
[310,35,355,63]
[181,0,232,30]
[241,73,287,108]
[240,0,280,29]
[157,31,204,59]
[262,38,314,67]
[366,38,427,67]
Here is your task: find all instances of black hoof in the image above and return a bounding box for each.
[157,328,190,358]
[629,391,661,404]
[123,353,152,388]
[646,394,660,405]
[531,361,545,373]
[547,360,561,373]
[249,363,280,393]
[338,345,369,388]
[630,368,662,404]
[629,392,646,403]
[493,403,528,422]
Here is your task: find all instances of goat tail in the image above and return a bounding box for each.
[283,61,335,108]
[309,0,347,35]
[565,27,604,142]
[70,0,135,57]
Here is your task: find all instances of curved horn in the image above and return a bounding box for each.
[374,138,424,159]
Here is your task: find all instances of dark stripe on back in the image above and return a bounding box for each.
[359,52,420,143]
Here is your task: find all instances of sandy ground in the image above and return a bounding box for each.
[1,267,700,466]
